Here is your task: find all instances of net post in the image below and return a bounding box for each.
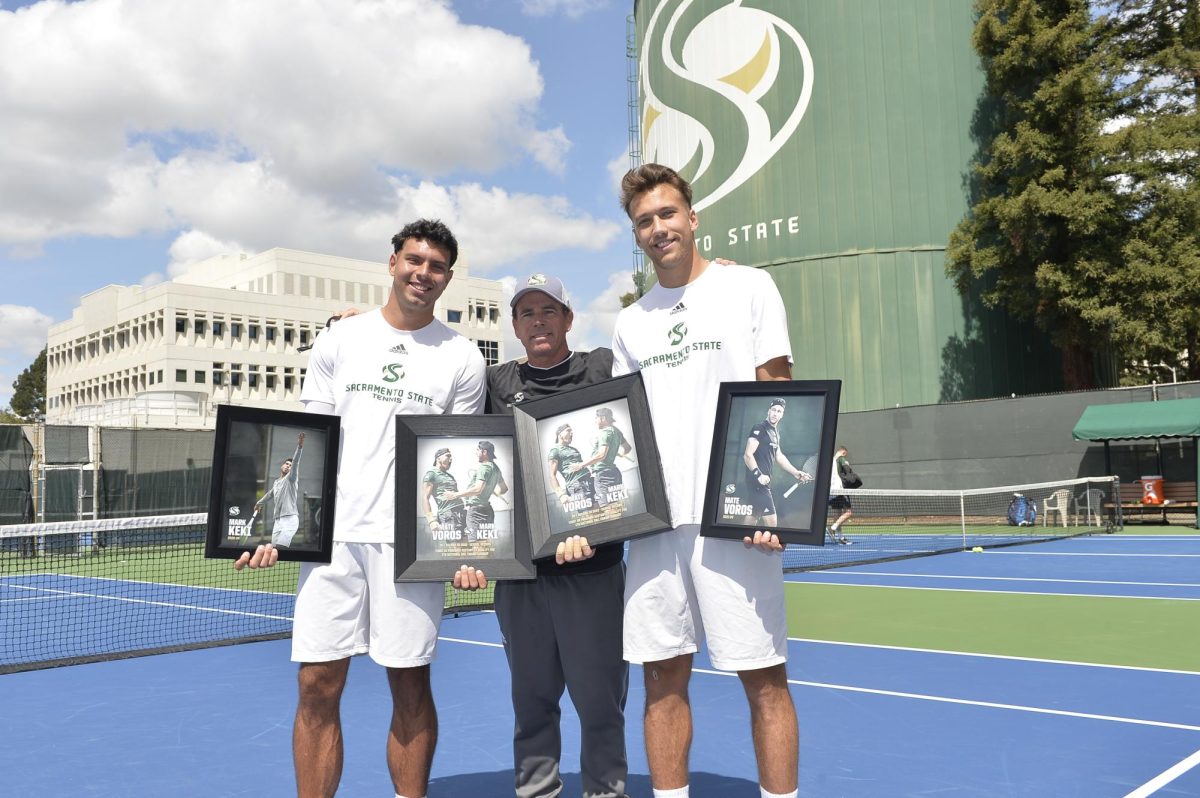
[959,491,967,548]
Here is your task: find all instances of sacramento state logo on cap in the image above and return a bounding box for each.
[528,274,548,286]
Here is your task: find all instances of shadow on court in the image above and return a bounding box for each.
[428,771,760,797]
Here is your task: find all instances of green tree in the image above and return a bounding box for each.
[948,0,1120,388]
[1096,0,1200,379]
[9,348,46,421]
[619,270,652,308]
[0,409,23,424]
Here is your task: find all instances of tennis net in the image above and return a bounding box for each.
[0,514,494,673]
[782,476,1119,572]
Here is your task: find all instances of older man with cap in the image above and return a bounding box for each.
[456,273,630,798]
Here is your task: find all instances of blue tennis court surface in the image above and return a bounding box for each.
[1,534,1197,796]
[0,573,293,664]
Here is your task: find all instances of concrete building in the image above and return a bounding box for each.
[45,248,504,428]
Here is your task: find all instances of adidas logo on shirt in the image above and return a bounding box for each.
[670,302,687,315]
[389,344,408,354]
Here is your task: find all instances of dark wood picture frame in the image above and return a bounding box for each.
[700,380,842,546]
[394,415,535,581]
[205,404,339,563]
[513,372,670,560]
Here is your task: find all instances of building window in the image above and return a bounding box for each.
[284,376,294,391]
[213,321,224,337]
[447,310,462,323]
[158,369,163,383]
[175,318,187,333]
[489,306,499,324]
[284,328,294,344]
[248,374,259,388]
[231,373,242,387]
[231,323,242,338]
[175,369,187,382]
[477,340,499,366]
[149,372,155,385]
[249,325,259,341]
[213,371,224,386]
[266,375,277,390]
[195,320,206,336]
[266,327,276,342]
[194,371,205,383]
[300,329,309,346]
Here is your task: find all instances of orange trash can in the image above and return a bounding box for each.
[1141,476,1164,505]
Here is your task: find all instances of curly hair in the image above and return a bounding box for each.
[391,219,459,267]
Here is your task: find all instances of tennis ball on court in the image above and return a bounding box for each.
[971,546,984,553]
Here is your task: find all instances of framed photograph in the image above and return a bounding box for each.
[700,380,842,546]
[394,415,535,582]
[513,372,670,560]
[205,404,339,563]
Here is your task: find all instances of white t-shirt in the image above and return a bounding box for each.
[611,263,792,526]
[300,310,486,543]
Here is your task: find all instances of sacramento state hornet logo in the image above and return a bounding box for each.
[639,0,814,211]
[668,322,687,346]
[381,363,405,382]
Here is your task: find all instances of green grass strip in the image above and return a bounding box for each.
[786,582,1200,672]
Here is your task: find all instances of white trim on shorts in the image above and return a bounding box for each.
[623,524,787,672]
[291,542,444,668]
[270,514,300,547]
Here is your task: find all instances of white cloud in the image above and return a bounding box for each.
[608,148,633,195]
[572,269,634,351]
[521,0,608,18]
[0,0,613,266]
[0,305,54,357]
[527,126,572,176]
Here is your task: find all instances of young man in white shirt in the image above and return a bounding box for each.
[611,164,799,798]
[237,219,486,798]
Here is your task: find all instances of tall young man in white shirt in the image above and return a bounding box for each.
[238,219,486,798]
[611,164,799,798]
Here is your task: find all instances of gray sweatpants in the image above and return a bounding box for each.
[494,562,629,798]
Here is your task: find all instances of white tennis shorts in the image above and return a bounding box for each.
[291,542,444,668]
[623,524,787,672]
[270,515,299,547]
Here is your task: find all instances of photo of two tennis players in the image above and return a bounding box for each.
[418,437,514,558]
[539,399,646,534]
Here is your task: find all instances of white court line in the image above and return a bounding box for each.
[788,581,1200,600]
[802,571,1200,589]
[439,636,502,649]
[698,667,1200,733]
[785,637,1200,676]
[0,582,292,621]
[1124,746,1200,798]
[436,637,1200,730]
[982,551,1200,557]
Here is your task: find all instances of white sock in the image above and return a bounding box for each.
[830,523,840,532]
[653,787,690,798]
[761,789,797,798]
[395,793,425,798]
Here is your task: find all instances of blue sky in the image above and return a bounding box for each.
[0,0,639,407]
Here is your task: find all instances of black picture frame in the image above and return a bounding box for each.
[513,372,671,560]
[205,404,339,563]
[700,380,842,546]
[394,415,535,581]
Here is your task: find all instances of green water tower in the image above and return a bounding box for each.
[631,0,1063,411]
